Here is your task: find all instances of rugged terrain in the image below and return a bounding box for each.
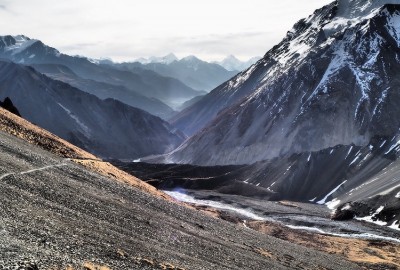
[0,108,368,270]
[152,0,400,229]
[170,1,400,164]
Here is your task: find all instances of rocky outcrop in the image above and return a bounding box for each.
[0,97,20,116]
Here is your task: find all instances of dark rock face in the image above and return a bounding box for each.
[169,3,400,166]
[0,97,21,116]
[331,204,356,221]
[0,60,185,159]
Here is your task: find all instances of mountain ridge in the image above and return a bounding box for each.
[0,60,185,159]
[0,35,203,112]
[169,1,400,165]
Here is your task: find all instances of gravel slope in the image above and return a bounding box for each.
[0,129,362,269]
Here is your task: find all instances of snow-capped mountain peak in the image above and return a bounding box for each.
[181,55,201,62]
[215,55,259,71]
[219,55,242,71]
[170,0,400,166]
[337,0,400,18]
[137,53,178,64]
[322,0,400,37]
[0,35,62,62]
[1,35,38,55]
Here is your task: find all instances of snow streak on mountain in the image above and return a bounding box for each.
[171,0,400,166]
[159,0,400,228]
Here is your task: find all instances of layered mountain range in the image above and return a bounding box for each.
[115,55,238,92]
[0,60,184,159]
[0,35,206,116]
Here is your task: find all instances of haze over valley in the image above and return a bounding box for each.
[0,0,400,269]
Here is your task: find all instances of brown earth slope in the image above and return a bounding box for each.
[0,107,169,200]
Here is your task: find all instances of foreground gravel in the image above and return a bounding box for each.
[0,131,361,270]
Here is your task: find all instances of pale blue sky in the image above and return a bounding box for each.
[0,0,332,61]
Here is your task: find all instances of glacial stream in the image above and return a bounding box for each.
[165,190,400,244]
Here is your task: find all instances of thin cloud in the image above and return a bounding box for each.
[59,43,99,51]
[0,0,333,61]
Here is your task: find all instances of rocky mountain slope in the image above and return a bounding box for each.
[0,97,20,116]
[170,0,400,165]
[0,107,364,270]
[0,60,184,159]
[31,63,175,119]
[0,35,201,111]
[157,0,400,229]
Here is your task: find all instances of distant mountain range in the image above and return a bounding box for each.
[0,59,184,159]
[133,53,259,72]
[0,36,205,114]
[134,53,179,65]
[213,55,260,72]
[0,36,258,112]
[112,55,241,92]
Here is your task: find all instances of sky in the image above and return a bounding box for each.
[0,0,333,62]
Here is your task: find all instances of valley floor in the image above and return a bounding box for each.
[164,189,400,269]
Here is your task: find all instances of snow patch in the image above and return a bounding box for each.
[288,224,400,243]
[385,139,400,154]
[308,43,347,102]
[165,190,266,220]
[4,36,38,55]
[379,184,400,196]
[317,180,347,205]
[373,87,389,116]
[323,0,396,38]
[57,103,91,137]
[228,64,257,89]
[380,140,387,148]
[326,198,342,210]
[389,220,400,231]
[341,204,352,210]
[345,146,354,159]
[349,155,360,166]
[385,9,400,47]
[355,206,387,226]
